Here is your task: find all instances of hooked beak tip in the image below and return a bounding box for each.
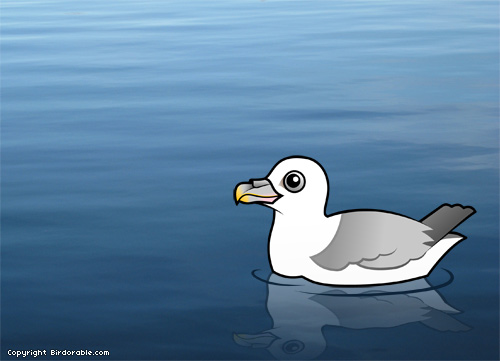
[234,179,279,206]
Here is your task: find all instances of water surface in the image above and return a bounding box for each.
[2,0,498,359]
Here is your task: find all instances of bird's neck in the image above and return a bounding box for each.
[274,208,327,224]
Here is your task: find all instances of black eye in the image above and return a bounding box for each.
[283,171,305,193]
[282,340,304,354]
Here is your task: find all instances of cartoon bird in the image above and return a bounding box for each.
[234,156,475,286]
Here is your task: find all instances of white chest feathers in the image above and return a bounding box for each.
[269,214,340,277]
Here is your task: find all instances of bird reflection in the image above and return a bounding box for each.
[234,272,469,360]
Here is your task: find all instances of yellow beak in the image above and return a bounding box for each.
[234,179,280,205]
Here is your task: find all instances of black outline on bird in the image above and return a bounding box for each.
[234,156,475,286]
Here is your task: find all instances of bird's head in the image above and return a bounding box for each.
[234,156,329,216]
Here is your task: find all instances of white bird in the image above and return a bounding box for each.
[234,156,475,286]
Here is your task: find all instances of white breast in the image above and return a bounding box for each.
[269,214,340,277]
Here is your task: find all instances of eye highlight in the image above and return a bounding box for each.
[283,171,305,193]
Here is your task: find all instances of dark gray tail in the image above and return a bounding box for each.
[421,204,476,242]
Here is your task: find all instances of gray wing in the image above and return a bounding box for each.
[311,212,434,271]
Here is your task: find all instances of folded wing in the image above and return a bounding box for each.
[311,211,433,271]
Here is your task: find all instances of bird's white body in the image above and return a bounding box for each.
[235,156,474,286]
[270,212,463,285]
[269,213,340,277]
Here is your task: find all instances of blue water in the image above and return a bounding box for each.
[2,0,498,360]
